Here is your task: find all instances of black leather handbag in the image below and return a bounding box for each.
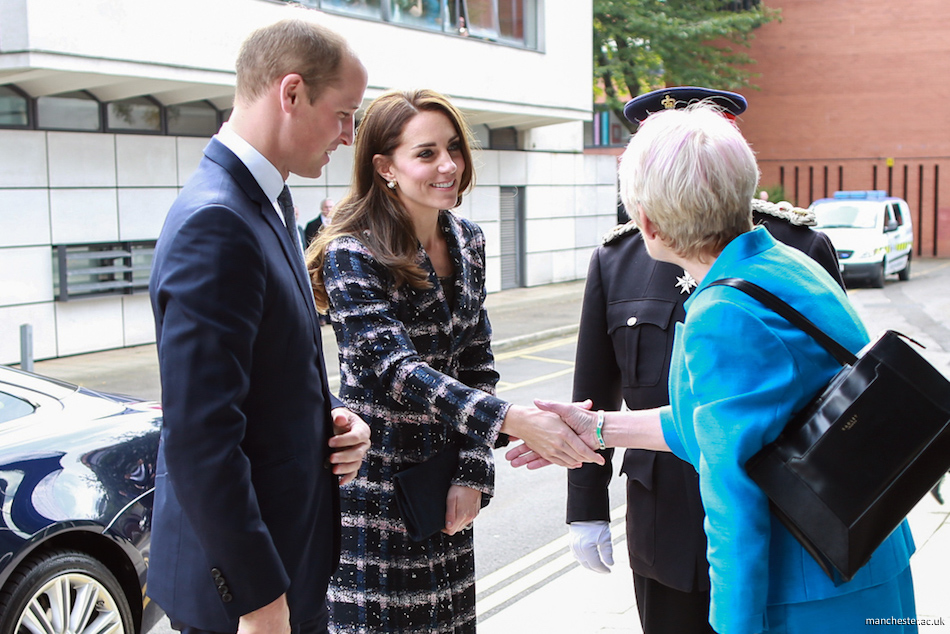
[709,278,950,583]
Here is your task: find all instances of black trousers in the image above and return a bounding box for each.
[633,571,716,634]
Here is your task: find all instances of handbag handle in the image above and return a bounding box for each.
[708,278,858,367]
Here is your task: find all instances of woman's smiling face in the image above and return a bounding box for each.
[376,109,464,216]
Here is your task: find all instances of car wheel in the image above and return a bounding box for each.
[0,548,134,634]
[898,253,912,281]
[871,260,886,288]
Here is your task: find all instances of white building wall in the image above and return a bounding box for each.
[1,0,592,124]
[0,126,615,364]
[0,0,615,364]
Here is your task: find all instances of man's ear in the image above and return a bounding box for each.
[373,154,394,181]
[279,73,305,113]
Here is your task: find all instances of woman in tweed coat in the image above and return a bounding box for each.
[306,89,599,633]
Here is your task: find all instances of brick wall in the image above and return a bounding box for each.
[737,0,950,255]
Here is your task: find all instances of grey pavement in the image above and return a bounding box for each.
[28,279,588,403]
[25,271,950,632]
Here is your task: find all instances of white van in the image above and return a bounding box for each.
[809,191,914,288]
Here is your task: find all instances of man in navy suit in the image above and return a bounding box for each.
[149,18,370,634]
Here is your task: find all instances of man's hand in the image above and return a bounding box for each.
[499,404,603,469]
[444,485,481,535]
[569,520,614,573]
[329,407,371,485]
[237,593,290,634]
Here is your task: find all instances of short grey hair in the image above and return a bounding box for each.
[618,104,759,260]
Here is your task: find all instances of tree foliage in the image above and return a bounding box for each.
[594,0,781,132]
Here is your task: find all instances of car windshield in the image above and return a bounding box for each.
[812,202,881,229]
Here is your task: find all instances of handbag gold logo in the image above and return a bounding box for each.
[842,414,858,431]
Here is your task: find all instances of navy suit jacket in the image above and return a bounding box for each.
[148,138,342,631]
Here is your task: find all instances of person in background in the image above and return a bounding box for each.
[566,87,846,634]
[306,197,336,246]
[148,17,371,634]
[306,88,600,633]
[518,103,916,634]
[307,198,336,324]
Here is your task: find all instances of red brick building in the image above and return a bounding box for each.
[739,0,950,257]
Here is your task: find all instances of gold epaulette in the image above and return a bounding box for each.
[601,221,639,245]
[751,198,816,227]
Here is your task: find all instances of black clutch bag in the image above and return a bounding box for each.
[709,278,950,583]
[393,444,459,542]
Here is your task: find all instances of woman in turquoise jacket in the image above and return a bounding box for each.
[513,105,917,633]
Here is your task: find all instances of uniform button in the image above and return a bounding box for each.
[626,316,638,327]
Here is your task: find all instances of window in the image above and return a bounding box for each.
[167,100,220,137]
[0,85,29,127]
[892,203,904,226]
[498,0,526,42]
[320,0,384,20]
[391,0,444,30]
[0,392,35,424]
[107,96,162,133]
[2,84,226,137]
[53,241,156,301]
[584,107,629,148]
[37,91,101,131]
[308,0,538,48]
[462,0,497,37]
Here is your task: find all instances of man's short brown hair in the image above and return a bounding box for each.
[235,18,351,105]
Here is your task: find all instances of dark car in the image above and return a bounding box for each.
[0,365,163,633]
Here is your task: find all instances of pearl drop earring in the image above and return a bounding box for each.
[387,180,397,190]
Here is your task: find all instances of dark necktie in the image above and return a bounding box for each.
[277,185,318,309]
[277,185,302,255]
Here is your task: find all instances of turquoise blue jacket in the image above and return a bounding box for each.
[660,228,915,634]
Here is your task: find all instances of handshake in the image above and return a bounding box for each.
[500,399,604,470]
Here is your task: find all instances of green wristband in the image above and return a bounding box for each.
[595,410,606,450]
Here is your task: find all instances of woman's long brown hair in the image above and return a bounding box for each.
[306,89,476,312]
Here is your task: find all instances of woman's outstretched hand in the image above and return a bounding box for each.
[503,399,600,469]
[499,403,604,469]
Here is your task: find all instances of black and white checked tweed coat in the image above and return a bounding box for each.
[324,211,509,633]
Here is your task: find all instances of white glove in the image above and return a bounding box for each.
[568,520,614,573]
